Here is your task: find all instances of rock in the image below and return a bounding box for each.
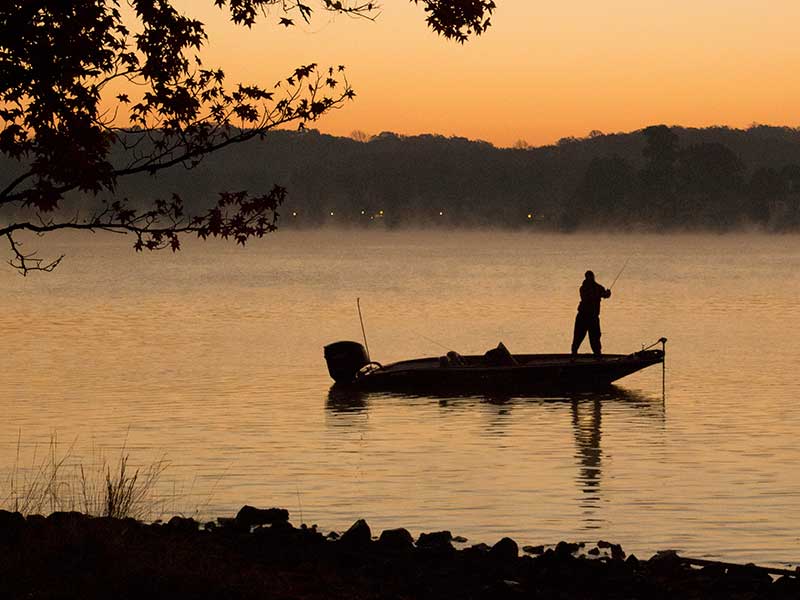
[203,521,216,532]
[0,510,25,528]
[298,523,322,539]
[490,537,519,562]
[235,505,289,528]
[588,547,600,556]
[522,545,544,555]
[647,550,684,575]
[269,519,294,532]
[216,516,248,534]
[480,579,523,600]
[377,528,414,553]
[625,554,639,569]
[0,510,25,543]
[470,543,491,553]
[555,541,580,557]
[773,574,800,598]
[26,514,46,528]
[609,543,626,561]
[339,519,371,547]
[597,540,612,548]
[725,563,773,589]
[297,524,325,545]
[252,518,300,548]
[452,535,468,543]
[165,516,198,533]
[416,530,453,552]
[326,531,340,540]
[47,511,89,528]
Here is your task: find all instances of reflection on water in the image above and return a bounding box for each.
[573,399,603,507]
[569,389,664,529]
[326,385,665,532]
[326,387,370,414]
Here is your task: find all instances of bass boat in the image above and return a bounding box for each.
[324,338,667,393]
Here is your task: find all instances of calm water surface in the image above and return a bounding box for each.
[2,230,799,567]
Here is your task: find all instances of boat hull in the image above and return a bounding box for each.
[339,350,664,393]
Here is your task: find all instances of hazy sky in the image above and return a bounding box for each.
[173,1,800,147]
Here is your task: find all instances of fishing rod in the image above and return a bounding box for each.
[412,330,455,353]
[357,299,454,356]
[609,256,631,290]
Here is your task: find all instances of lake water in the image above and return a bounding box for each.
[2,230,799,567]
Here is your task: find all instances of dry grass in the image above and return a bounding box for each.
[2,432,168,520]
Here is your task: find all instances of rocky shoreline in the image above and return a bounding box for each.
[1,506,797,599]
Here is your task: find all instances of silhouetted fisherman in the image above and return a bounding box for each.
[571,270,611,356]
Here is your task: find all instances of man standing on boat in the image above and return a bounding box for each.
[571,270,611,357]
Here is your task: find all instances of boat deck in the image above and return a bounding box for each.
[383,353,631,372]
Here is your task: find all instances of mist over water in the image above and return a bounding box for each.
[2,230,799,568]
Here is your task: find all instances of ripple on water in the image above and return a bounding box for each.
[2,231,800,568]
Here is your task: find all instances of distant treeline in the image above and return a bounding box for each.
[5,124,800,231]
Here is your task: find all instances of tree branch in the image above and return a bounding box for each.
[0,0,493,273]
[0,171,35,203]
[1,186,285,275]
[5,233,64,276]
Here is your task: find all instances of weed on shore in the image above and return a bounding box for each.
[2,432,167,520]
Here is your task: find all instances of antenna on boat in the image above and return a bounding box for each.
[609,257,631,290]
[357,297,371,361]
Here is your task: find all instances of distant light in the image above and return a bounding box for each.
[379,210,384,215]
[439,211,444,216]
[361,210,365,215]
[330,211,334,216]
[292,211,297,217]
[527,213,533,219]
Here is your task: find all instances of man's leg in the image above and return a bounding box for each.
[572,314,588,354]
[588,317,602,355]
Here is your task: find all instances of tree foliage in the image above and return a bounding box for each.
[0,1,495,274]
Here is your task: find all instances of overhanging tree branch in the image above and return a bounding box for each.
[0,0,495,274]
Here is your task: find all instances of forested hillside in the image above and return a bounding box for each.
[5,125,800,231]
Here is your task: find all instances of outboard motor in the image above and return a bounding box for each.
[324,341,369,384]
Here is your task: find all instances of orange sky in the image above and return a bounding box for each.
[170,1,800,147]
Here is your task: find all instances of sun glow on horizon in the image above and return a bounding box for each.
[157,1,800,147]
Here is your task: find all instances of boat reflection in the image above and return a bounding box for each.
[326,386,370,414]
[572,397,603,526]
[325,385,664,530]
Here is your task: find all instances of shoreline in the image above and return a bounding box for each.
[2,506,797,599]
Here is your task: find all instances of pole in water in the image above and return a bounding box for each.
[357,297,371,361]
[609,257,631,290]
[660,337,667,402]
